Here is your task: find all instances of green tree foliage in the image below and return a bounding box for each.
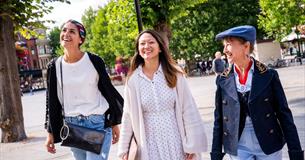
[83,0,263,66]
[140,0,207,43]
[84,0,207,66]
[258,0,305,41]
[0,0,69,142]
[0,0,70,37]
[81,6,97,51]
[170,0,262,60]
[48,26,61,57]
[89,0,138,66]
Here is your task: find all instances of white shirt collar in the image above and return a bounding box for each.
[233,59,254,76]
[233,59,254,93]
[137,64,163,78]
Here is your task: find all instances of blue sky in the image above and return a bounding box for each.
[42,0,108,29]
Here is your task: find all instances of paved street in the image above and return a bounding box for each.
[0,65,304,160]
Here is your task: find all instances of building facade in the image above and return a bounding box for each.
[16,29,52,93]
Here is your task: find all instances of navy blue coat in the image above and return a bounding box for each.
[210,59,303,160]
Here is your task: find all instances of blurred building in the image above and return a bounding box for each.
[35,28,52,70]
[15,29,52,93]
[15,33,39,71]
[255,39,282,65]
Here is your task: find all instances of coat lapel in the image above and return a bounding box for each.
[249,59,272,102]
[219,66,239,102]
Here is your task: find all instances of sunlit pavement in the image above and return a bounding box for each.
[0,65,304,160]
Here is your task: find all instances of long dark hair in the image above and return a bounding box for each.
[128,29,182,88]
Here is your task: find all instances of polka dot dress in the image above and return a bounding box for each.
[139,66,184,160]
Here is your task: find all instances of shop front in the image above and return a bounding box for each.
[19,69,46,93]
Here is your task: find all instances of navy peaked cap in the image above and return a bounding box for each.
[215,25,256,44]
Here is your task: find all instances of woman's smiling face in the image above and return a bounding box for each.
[60,22,82,49]
[138,33,161,61]
[222,38,249,64]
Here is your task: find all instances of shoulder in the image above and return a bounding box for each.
[254,59,268,74]
[126,67,140,86]
[220,66,232,78]
[87,52,105,64]
[174,64,186,78]
[47,57,59,69]
[268,68,279,78]
[176,72,186,80]
[176,72,188,88]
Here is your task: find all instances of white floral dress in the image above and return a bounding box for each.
[138,66,184,160]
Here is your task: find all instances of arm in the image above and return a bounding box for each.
[212,60,216,73]
[44,89,51,132]
[178,75,207,153]
[210,77,225,160]
[112,125,120,144]
[44,59,56,153]
[45,61,52,132]
[271,70,304,160]
[45,133,56,154]
[97,58,124,144]
[88,53,124,127]
[117,85,133,158]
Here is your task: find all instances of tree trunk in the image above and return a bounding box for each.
[0,15,27,142]
[153,22,172,48]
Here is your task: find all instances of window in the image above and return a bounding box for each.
[38,45,45,55]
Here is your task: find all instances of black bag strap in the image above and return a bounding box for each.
[59,56,71,140]
[60,57,66,122]
[130,132,137,143]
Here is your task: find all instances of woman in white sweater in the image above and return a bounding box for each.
[118,30,207,160]
[45,20,123,160]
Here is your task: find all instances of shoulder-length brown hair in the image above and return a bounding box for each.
[128,29,182,88]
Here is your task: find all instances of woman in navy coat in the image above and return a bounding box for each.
[210,25,303,160]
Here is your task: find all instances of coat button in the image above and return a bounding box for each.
[266,113,271,118]
[223,116,228,121]
[269,129,274,134]
[264,98,269,102]
[223,131,228,136]
[222,100,227,105]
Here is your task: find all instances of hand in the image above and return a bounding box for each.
[185,153,194,160]
[45,133,56,154]
[122,153,128,160]
[112,125,120,144]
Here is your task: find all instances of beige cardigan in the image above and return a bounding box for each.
[118,68,208,160]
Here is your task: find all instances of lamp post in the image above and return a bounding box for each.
[134,0,143,33]
[297,25,305,57]
[295,27,302,60]
[293,26,302,64]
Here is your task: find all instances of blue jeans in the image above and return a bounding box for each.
[229,116,282,160]
[65,114,112,160]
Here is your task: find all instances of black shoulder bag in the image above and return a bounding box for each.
[59,57,105,154]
